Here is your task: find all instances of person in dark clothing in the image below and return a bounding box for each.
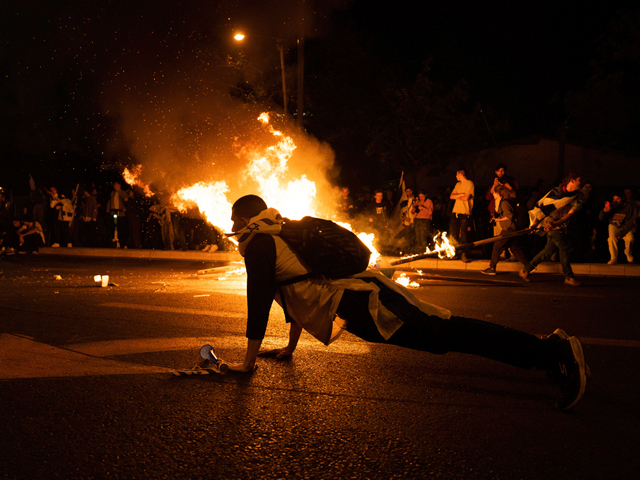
[481,185,529,276]
[223,194,589,411]
[521,173,586,286]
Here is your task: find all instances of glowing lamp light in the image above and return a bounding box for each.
[234,33,245,41]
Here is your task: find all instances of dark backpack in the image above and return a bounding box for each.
[278,216,371,283]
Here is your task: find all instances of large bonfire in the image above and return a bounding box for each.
[122,113,456,283]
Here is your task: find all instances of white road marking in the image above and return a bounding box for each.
[67,336,371,357]
[0,333,370,380]
[0,333,172,380]
[511,290,606,298]
[100,302,246,318]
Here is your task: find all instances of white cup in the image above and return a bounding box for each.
[101,275,109,287]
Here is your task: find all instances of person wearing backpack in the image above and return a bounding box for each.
[224,194,588,411]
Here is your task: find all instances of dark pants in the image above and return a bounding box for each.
[81,220,98,247]
[337,278,548,370]
[490,235,528,269]
[414,218,432,252]
[525,229,574,279]
[394,224,415,253]
[449,213,470,246]
[52,219,71,246]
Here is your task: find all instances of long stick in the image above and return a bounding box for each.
[389,227,535,266]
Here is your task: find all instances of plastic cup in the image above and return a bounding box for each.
[101,275,109,287]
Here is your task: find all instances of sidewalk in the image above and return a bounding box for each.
[36,247,640,277]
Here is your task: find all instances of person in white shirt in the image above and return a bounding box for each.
[449,169,474,262]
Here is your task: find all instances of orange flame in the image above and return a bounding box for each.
[122,165,154,197]
[395,273,419,288]
[172,181,233,233]
[396,231,457,263]
[245,113,316,219]
[162,113,384,269]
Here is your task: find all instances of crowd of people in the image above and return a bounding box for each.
[335,164,639,282]
[1,167,638,279]
[0,177,229,255]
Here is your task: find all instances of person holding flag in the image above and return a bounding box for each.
[520,173,585,286]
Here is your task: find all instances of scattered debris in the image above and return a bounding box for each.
[193,294,210,297]
[94,275,110,287]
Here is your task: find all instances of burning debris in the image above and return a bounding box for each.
[393,231,457,265]
[395,273,420,288]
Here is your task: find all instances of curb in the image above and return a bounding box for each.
[35,247,640,277]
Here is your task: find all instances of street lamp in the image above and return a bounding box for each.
[233,32,288,116]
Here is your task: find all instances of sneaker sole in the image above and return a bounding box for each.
[559,336,587,411]
[552,329,591,379]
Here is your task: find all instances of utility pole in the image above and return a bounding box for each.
[296,36,304,127]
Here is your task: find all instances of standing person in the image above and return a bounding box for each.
[481,185,529,276]
[624,188,640,260]
[0,187,17,254]
[386,189,396,211]
[106,181,128,248]
[413,190,434,253]
[367,189,390,250]
[449,169,474,262]
[485,163,519,235]
[570,182,597,263]
[339,186,356,219]
[49,187,73,247]
[599,192,636,264]
[224,194,588,411]
[126,187,144,249]
[81,188,99,247]
[521,173,585,286]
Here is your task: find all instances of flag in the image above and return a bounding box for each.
[528,186,581,228]
[388,172,407,237]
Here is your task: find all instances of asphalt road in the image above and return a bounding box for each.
[1,255,639,479]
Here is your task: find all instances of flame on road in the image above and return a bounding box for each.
[395,273,419,288]
[397,231,457,263]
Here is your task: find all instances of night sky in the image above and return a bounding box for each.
[1,0,637,193]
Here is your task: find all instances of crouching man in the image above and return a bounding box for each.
[227,195,588,411]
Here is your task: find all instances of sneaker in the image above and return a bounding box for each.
[564,277,581,286]
[519,268,530,282]
[549,329,591,379]
[67,243,73,248]
[208,244,218,253]
[481,267,496,275]
[5,247,15,255]
[627,255,634,264]
[51,243,60,248]
[201,245,211,252]
[545,331,588,411]
[461,253,470,263]
[608,259,618,265]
